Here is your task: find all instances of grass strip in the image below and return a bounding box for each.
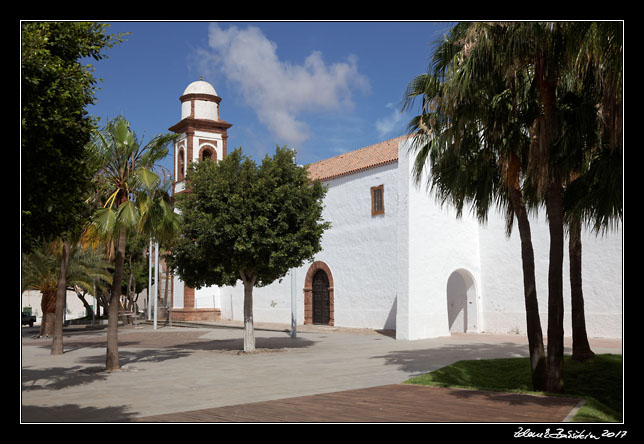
[404,354,622,422]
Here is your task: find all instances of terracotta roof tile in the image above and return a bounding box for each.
[306,135,408,182]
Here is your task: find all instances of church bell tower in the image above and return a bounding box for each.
[168,78,232,322]
[169,77,232,195]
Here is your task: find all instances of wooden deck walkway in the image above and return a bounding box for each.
[132,384,583,423]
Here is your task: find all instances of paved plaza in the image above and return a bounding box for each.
[20,321,621,423]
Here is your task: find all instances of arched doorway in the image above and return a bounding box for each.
[312,270,330,325]
[304,261,334,326]
[446,269,478,333]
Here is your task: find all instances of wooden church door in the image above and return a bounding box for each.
[312,269,330,325]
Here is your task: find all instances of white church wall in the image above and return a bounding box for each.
[478,207,622,339]
[219,162,400,330]
[219,269,305,325]
[397,138,482,340]
[194,286,218,309]
[395,149,411,339]
[319,163,399,330]
[172,274,184,308]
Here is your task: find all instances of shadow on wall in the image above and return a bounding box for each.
[385,295,397,330]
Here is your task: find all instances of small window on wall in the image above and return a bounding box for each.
[371,185,384,216]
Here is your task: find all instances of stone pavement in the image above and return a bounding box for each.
[20,321,621,423]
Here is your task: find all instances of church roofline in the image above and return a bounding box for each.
[306,134,409,182]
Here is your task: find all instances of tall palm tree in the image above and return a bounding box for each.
[403,23,548,391]
[407,22,622,393]
[85,116,178,371]
[561,21,623,361]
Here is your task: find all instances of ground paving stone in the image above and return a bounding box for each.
[21,322,621,423]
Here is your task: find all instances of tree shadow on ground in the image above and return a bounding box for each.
[21,403,137,423]
[78,348,194,368]
[22,365,110,391]
[441,386,581,406]
[372,340,532,377]
[169,335,317,353]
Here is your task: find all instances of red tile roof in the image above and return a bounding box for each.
[306,135,409,182]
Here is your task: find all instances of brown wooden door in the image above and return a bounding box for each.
[312,269,330,325]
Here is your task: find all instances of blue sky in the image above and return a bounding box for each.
[87,21,456,177]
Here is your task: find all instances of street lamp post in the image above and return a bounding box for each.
[291,268,296,338]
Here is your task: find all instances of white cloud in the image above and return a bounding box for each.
[199,23,370,147]
[375,102,406,139]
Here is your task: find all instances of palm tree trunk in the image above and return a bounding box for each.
[546,178,565,393]
[509,188,548,391]
[507,155,547,391]
[39,286,57,337]
[106,227,127,371]
[51,241,70,355]
[535,54,566,394]
[569,218,595,361]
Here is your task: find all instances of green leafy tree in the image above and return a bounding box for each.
[21,21,123,253]
[170,147,330,352]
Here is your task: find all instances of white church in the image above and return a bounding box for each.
[167,79,623,341]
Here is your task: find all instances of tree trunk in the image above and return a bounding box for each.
[51,241,70,355]
[125,266,134,325]
[241,273,257,352]
[536,53,565,394]
[106,228,127,371]
[569,219,595,361]
[74,287,95,318]
[507,161,548,391]
[39,286,57,337]
[546,178,565,393]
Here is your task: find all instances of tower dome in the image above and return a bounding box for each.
[183,79,218,97]
[178,78,221,121]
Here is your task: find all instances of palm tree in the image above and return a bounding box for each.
[85,116,178,371]
[403,23,548,391]
[407,22,622,392]
[22,241,59,337]
[561,21,623,361]
[21,241,112,338]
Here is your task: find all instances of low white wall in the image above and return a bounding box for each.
[21,290,96,324]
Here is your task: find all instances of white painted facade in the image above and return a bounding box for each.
[22,290,96,323]
[169,80,623,340]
